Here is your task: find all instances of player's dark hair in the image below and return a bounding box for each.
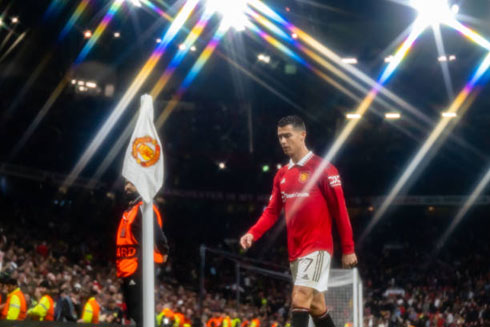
[277,115,306,131]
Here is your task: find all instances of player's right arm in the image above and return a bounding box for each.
[240,170,284,250]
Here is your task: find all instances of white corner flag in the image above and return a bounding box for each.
[122,94,164,202]
[122,94,163,327]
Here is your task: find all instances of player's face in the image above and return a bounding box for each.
[277,125,306,157]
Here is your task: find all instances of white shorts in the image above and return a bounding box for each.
[290,250,331,292]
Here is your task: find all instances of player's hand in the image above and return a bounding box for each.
[240,233,254,250]
[342,253,358,269]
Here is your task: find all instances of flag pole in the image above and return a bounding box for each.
[142,201,155,327]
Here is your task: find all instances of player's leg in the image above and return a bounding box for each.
[310,291,335,327]
[291,285,314,327]
[309,250,335,327]
[290,251,328,327]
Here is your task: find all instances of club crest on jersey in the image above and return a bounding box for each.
[298,171,310,183]
[132,136,161,167]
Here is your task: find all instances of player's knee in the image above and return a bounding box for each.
[292,287,314,308]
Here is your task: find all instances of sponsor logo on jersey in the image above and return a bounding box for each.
[280,178,286,184]
[281,192,310,202]
[328,175,341,187]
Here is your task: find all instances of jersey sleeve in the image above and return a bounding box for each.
[321,165,355,254]
[248,170,284,241]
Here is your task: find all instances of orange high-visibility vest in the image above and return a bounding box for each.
[82,297,100,323]
[241,320,249,327]
[250,318,260,327]
[116,201,164,278]
[44,295,55,321]
[1,288,27,320]
[222,316,232,327]
[207,316,223,327]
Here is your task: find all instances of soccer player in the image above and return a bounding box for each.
[240,115,357,327]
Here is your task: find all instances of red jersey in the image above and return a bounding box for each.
[248,152,354,261]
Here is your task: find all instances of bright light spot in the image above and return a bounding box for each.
[86,81,97,88]
[11,17,19,24]
[178,43,186,50]
[190,45,196,52]
[384,55,394,63]
[412,0,455,26]
[218,162,226,170]
[442,111,457,118]
[156,38,162,43]
[451,4,459,14]
[77,80,85,86]
[206,0,248,31]
[276,164,282,169]
[428,206,435,212]
[84,30,92,39]
[128,0,142,7]
[257,53,271,63]
[79,86,87,92]
[285,7,290,12]
[262,165,270,172]
[368,206,374,212]
[71,79,77,85]
[291,33,298,39]
[114,32,120,38]
[438,55,448,62]
[385,113,401,119]
[0,18,3,26]
[346,113,361,119]
[342,57,358,64]
[448,54,456,61]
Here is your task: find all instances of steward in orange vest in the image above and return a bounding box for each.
[0,277,27,321]
[27,280,55,321]
[117,181,169,327]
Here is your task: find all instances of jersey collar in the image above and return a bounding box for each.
[288,151,313,169]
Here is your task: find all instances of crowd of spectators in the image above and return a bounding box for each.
[0,195,488,327]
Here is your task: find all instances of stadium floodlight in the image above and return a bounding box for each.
[385,112,401,119]
[84,30,92,39]
[291,33,298,39]
[449,54,456,61]
[442,111,457,118]
[346,113,361,119]
[384,56,394,63]
[411,0,455,26]
[438,55,448,62]
[128,0,142,7]
[218,162,226,169]
[341,57,358,64]
[257,53,271,63]
[156,38,162,43]
[11,17,19,24]
[451,4,459,14]
[178,43,186,50]
[206,0,249,31]
[190,45,196,52]
[114,32,120,38]
[262,165,270,172]
[276,164,282,169]
[86,81,97,88]
[71,79,77,85]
